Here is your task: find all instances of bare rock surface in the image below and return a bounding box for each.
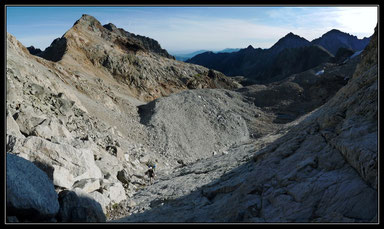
[113,28,377,223]
[5,15,244,222]
[37,14,242,102]
[138,88,278,165]
[6,14,377,223]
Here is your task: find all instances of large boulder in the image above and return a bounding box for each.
[6,153,60,221]
[6,109,24,139]
[18,136,103,183]
[33,118,74,144]
[102,182,127,204]
[72,178,101,193]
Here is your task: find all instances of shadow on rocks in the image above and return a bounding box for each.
[57,189,106,223]
[33,160,55,181]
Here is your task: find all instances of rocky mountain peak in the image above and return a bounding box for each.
[326,28,342,34]
[74,14,102,27]
[246,45,254,49]
[281,32,305,40]
[31,14,176,63]
[103,22,119,32]
[269,32,310,55]
[285,31,297,37]
[320,29,356,40]
[26,46,42,55]
[311,29,370,55]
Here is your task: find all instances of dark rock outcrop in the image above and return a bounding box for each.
[57,189,106,222]
[6,153,60,222]
[103,22,174,59]
[37,37,67,62]
[254,45,334,83]
[27,46,42,55]
[334,47,355,63]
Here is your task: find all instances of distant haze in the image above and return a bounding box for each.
[6,6,378,52]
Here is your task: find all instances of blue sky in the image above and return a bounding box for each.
[6,6,378,53]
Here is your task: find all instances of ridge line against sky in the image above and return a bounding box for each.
[6,6,378,53]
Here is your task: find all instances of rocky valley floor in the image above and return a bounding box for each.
[5,15,378,223]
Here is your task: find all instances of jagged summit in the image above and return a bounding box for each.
[187,28,370,84]
[24,14,240,102]
[33,14,174,63]
[103,22,119,32]
[316,29,358,41]
[311,29,371,55]
[269,32,310,55]
[103,22,131,39]
[325,28,343,34]
[285,31,298,37]
[26,46,42,55]
[73,14,101,26]
[278,32,307,41]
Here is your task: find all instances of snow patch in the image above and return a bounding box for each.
[315,69,324,76]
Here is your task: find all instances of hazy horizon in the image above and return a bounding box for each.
[6,6,378,53]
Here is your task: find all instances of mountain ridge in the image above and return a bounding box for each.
[173,48,240,61]
[186,29,370,84]
[311,29,371,55]
[28,14,241,102]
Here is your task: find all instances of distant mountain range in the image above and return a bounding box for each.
[172,48,241,61]
[187,29,371,84]
[311,29,370,55]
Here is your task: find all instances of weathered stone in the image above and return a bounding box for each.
[19,136,103,182]
[52,165,75,189]
[95,152,123,180]
[88,191,111,213]
[13,111,47,136]
[6,109,24,138]
[72,178,101,193]
[33,118,74,143]
[117,169,130,184]
[104,182,126,204]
